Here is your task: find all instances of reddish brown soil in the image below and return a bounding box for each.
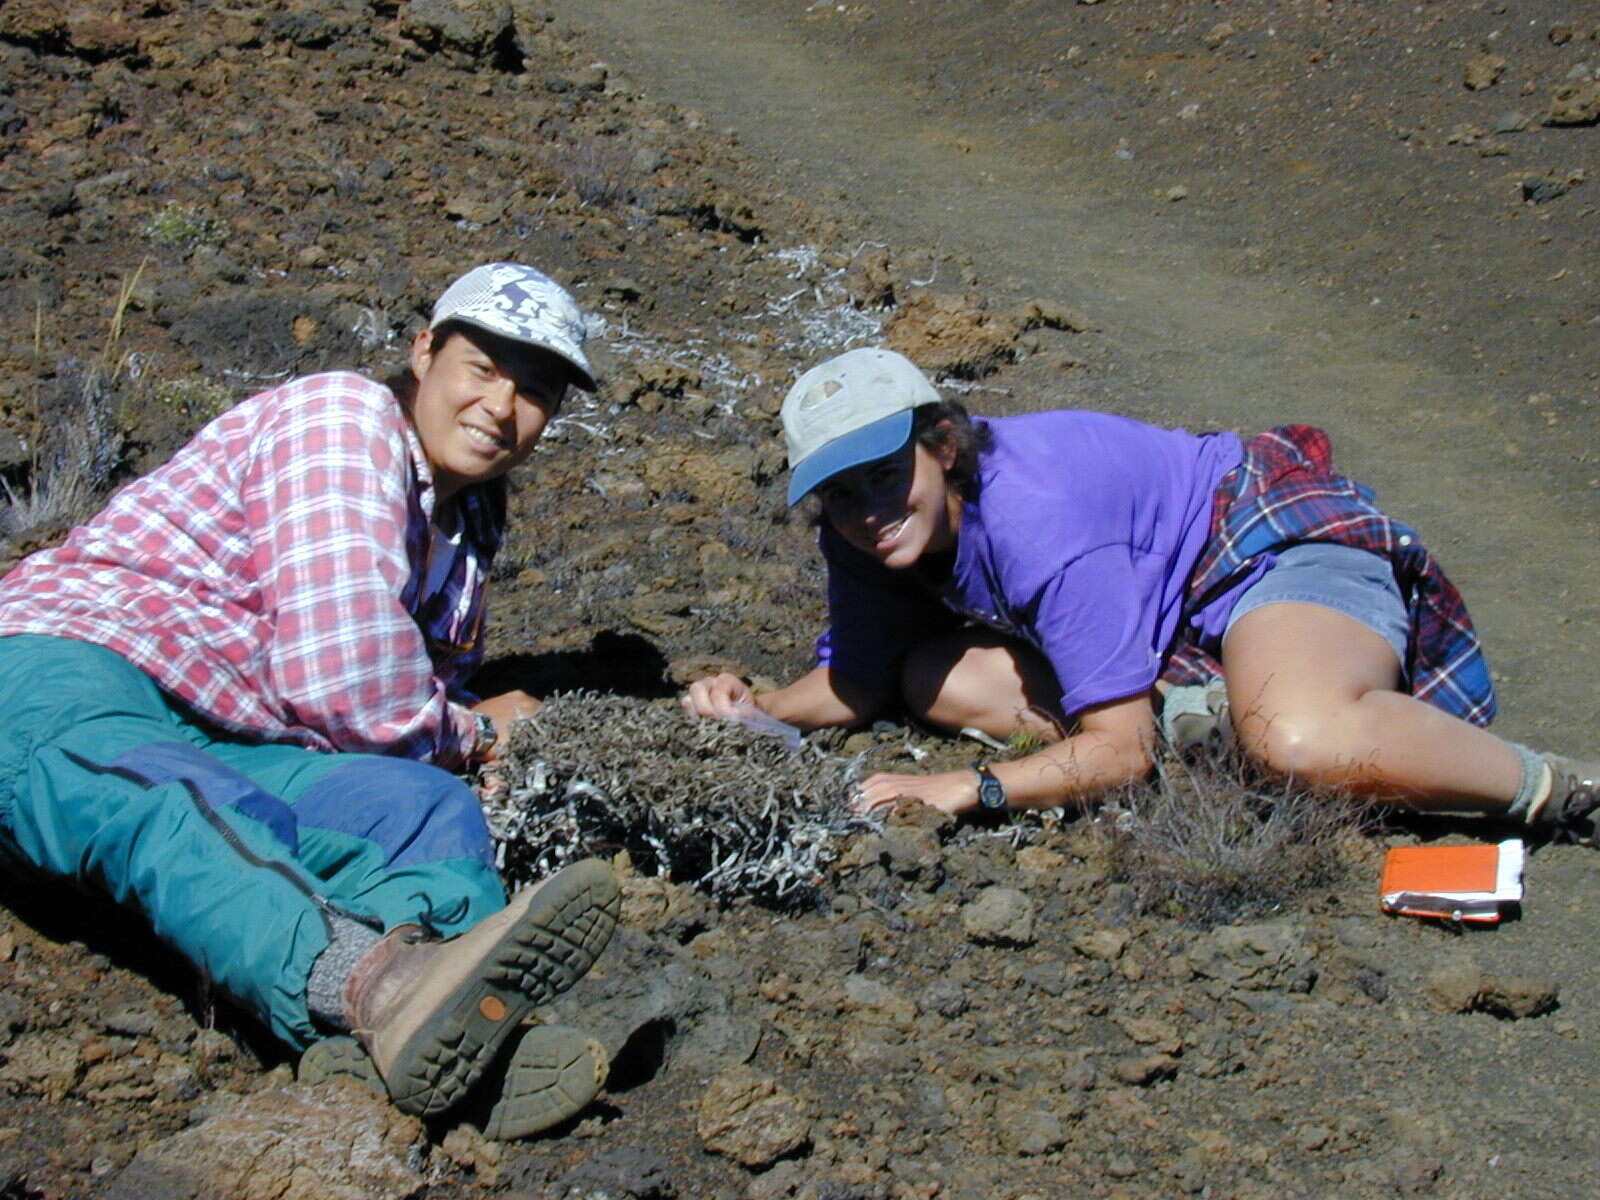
[0,2,1597,1197]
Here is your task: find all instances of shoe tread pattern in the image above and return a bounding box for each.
[483,1024,608,1140]
[386,860,618,1115]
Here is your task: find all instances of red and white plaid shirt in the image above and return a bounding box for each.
[0,372,501,767]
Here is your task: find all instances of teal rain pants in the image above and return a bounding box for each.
[0,635,507,1049]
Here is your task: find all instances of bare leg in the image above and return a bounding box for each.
[1221,602,1521,812]
[900,630,1068,743]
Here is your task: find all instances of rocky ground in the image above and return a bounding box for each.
[0,1,1598,1198]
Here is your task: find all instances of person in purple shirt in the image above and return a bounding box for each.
[683,347,1600,839]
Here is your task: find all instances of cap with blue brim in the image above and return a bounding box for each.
[781,347,940,505]
[785,409,913,505]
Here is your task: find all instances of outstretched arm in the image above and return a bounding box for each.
[682,665,891,732]
[849,690,1156,816]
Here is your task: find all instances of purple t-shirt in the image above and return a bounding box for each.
[817,410,1245,716]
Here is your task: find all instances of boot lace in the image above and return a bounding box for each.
[403,891,472,940]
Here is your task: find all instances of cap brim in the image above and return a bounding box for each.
[786,409,914,505]
[446,316,598,392]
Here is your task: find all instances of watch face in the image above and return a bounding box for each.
[977,769,1006,810]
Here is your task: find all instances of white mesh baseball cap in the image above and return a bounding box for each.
[431,262,597,391]
[781,347,940,504]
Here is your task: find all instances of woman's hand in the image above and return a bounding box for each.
[683,666,892,732]
[681,672,757,720]
[470,689,542,765]
[848,768,981,817]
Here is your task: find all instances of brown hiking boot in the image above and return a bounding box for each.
[483,1025,609,1140]
[1536,753,1600,844]
[343,858,619,1117]
[300,1025,609,1139]
[298,1035,385,1096]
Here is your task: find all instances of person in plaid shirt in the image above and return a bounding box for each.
[0,264,620,1137]
[685,347,1600,840]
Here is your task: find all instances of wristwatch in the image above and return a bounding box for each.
[972,763,1007,810]
[473,712,499,757]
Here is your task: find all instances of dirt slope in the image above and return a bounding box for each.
[551,0,1600,751]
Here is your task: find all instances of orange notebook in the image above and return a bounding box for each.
[1378,839,1524,924]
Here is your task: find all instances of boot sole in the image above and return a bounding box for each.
[301,1027,608,1139]
[298,1035,385,1095]
[483,1024,609,1140]
[379,858,619,1117]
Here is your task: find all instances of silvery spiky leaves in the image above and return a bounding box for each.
[484,692,874,908]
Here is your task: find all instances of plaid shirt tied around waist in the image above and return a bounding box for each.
[1161,424,1497,727]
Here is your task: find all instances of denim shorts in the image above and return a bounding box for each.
[1223,542,1409,662]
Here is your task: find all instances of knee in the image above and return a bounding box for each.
[381,762,489,841]
[900,643,1002,733]
[900,655,961,731]
[1236,708,1371,786]
[1238,715,1323,779]
[900,636,1065,741]
[346,758,479,817]
[301,759,493,869]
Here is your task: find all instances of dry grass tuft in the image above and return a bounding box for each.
[4,263,147,539]
[2,363,127,539]
[1093,750,1373,927]
[486,691,874,907]
[552,136,642,209]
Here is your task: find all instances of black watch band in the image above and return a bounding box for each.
[972,763,1007,810]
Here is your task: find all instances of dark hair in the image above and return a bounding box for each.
[383,319,588,406]
[911,399,992,500]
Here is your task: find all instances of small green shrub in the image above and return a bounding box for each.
[141,202,227,250]
[1006,728,1046,754]
[149,376,233,427]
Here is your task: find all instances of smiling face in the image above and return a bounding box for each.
[405,325,569,501]
[814,430,963,570]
